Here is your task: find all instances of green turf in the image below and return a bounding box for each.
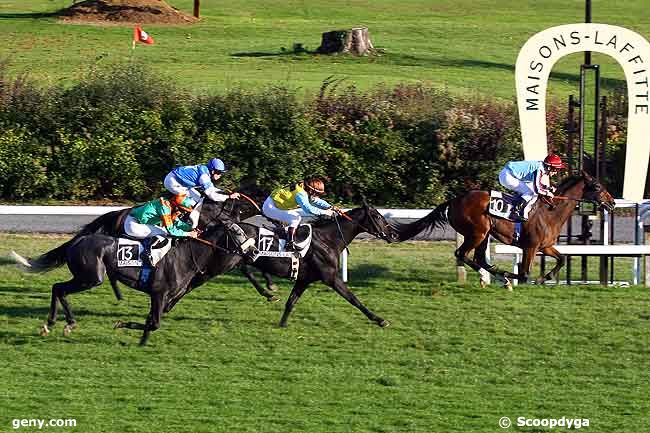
[1,234,649,432]
[1,1,649,99]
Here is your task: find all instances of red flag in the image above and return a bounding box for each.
[133,27,155,46]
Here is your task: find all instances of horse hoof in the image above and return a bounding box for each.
[63,323,76,337]
[278,321,288,328]
[268,284,279,293]
[504,280,513,292]
[480,279,487,289]
[39,324,50,337]
[378,319,391,328]
[114,320,125,329]
[267,296,280,303]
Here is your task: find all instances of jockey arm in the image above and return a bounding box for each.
[159,201,196,237]
[295,191,332,216]
[197,166,230,202]
[534,170,555,198]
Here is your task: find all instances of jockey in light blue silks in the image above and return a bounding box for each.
[262,178,336,251]
[164,158,240,207]
[498,154,565,221]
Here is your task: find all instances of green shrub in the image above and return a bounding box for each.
[0,128,49,200]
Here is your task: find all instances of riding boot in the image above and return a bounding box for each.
[285,227,296,252]
[514,199,528,222]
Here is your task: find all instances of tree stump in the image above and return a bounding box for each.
[317,27,376,56]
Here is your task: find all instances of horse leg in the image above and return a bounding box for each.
[536,247,565,284]
[109,276,123,301]
[263,272,279,293]
[473,237,513,290]
[139,292,164,346]
[43,279,95,336]
[515,249,536,284]
[278,280,309,328]
[323,274,389,328]
[240,264,279,302]
[43,283,62,336]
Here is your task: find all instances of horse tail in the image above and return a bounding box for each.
[393,201,450,241]
[9,238,79,273]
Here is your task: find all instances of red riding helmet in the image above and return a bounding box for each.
[543,154,566,170]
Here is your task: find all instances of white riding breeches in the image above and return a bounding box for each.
[262,197,302,228]
[124,215,168,239]
[164,172,202,205]
[498,168,536,201]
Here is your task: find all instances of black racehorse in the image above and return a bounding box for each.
[162,200,401,328]
[10,198,252,346]
[71,189,281,303]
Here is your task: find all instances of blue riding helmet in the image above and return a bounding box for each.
[207,158,226,173]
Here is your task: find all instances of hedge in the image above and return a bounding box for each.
[0,60,627,206]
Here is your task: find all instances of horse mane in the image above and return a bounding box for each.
[555,174,585,195]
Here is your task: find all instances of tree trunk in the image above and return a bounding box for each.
[317,27,376,56]
[193,0,200,18]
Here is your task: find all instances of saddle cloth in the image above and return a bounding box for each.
[116,236,172,268]
[257,224,313,258]
[488,190,522,222]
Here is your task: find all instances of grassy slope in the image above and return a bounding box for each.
[1,234,649,432]
[1,1,650,98]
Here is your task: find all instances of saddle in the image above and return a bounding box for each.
[488,191,526,222]
[257,224,313,258]
[116,235,173,268]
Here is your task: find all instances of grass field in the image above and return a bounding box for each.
[1,233,649,432]
[2,1,650,98]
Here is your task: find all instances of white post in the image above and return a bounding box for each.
[340,250,348,282]
[456,234,466,283]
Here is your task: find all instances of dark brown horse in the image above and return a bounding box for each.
[393,171,616,288]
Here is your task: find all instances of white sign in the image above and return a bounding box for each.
[515,23,650,201]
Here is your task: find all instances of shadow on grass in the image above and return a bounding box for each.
[0,12,58,19]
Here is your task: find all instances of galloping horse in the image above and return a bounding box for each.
[393,171,616,288]
[69,189,282,302]
[10,199,252,345]
[162,201,401,328]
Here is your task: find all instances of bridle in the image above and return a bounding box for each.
[335,206,393,242]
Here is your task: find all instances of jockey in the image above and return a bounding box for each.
[124,194,199,261]
[163,158,240,207]
[262,178,336,251]
[498,154,565,221]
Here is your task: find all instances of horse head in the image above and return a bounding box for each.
[579,170,616,212]
[197,195,260,230]
[360,197,399,243]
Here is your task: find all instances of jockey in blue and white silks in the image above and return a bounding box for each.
[164,158,240,206]
[498,154,565,221]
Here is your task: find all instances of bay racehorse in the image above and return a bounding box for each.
[393,171,615,288]
[162,200,401,328]
[10,199,252,345]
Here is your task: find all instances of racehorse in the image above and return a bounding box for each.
[72,188,282,302]
[162,200,401,328]
[392,171,616,288]
[10,199,252,346]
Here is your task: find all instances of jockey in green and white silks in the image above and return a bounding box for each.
[498,154,565,221]
[124,195,199,239]
[262,178,335,251]
[164,158,240,206]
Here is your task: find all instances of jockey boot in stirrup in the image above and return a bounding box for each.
[285,226,296,252]
[514,199,528,222]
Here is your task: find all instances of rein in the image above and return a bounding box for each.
[333,208,391,242]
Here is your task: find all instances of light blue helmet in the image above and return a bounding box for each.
[207,158,226,173]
